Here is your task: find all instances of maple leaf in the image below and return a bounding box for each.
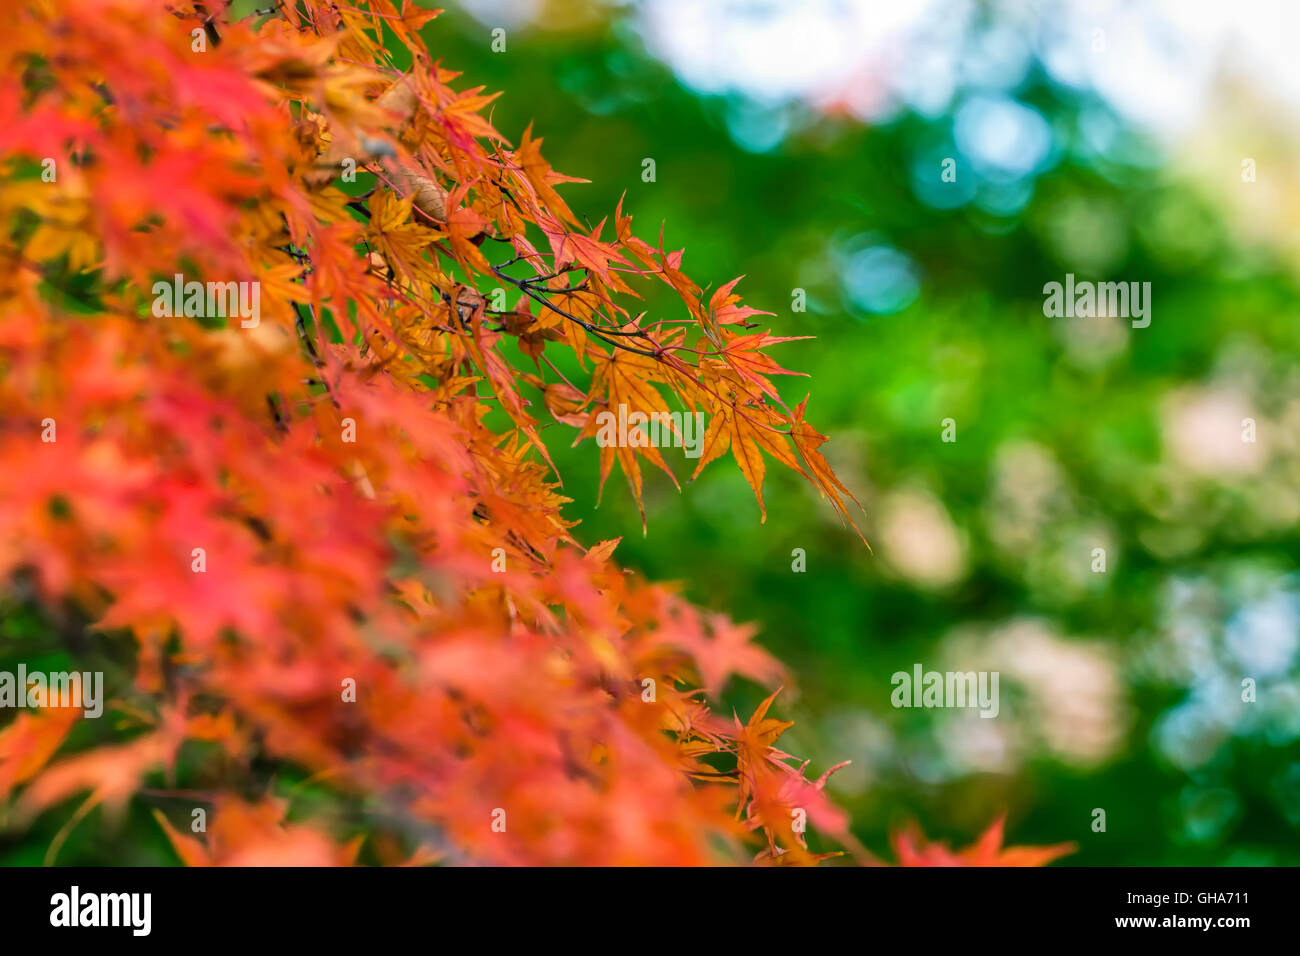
[890,816,1076,867]
[689,401,802,522]
[154,798,362,867]
[708,275,774,329]
[0,708,81,801]
[515,123,588,229]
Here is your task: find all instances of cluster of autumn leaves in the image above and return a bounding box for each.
[0,0,1071,866]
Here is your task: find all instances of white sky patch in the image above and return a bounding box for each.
[629,0,1300,140]
[636,0,939,108]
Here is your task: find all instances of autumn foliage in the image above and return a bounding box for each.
[0,0,1069,866]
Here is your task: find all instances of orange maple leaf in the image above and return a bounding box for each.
[890,815,1076,867]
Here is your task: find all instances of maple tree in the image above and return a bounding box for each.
[0,0,1070,866]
